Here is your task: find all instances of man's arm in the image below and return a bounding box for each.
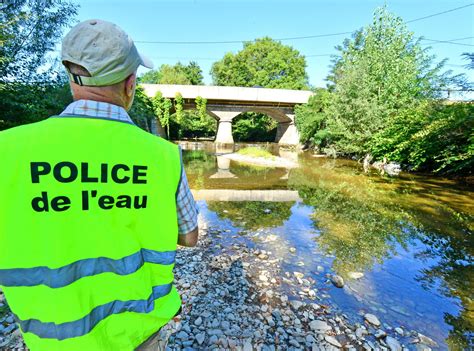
[175,148,199,247]
[178,226,198,247]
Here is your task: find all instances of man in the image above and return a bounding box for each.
[0,19,198,350]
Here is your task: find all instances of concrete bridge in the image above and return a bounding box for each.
[141,84,312,145]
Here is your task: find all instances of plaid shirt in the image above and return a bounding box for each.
[60,99,198,235]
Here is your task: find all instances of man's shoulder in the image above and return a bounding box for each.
[0,119,49,142]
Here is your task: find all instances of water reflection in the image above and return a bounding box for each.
[181,142,473,349]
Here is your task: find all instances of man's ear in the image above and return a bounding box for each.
[125,73,136,97]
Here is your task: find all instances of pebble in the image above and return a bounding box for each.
[374,329,387,338]
[309,320,331,333]
[364,313,381,327]
[330,274,344,288]
[395,327,404,336]
[243,339,253,351]
[195,332,205,345]
[324,335,342,348]
[289,247,296,253]
[194,317,202,326]
[415,333,438,347]
[290,300,304,310]
[176,331,188,340]
[386,336,402,351]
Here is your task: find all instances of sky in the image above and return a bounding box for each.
[70,0,473,90]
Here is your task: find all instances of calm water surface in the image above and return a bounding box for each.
[180,141,473,350]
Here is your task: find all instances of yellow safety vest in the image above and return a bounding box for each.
[0,116,182,350]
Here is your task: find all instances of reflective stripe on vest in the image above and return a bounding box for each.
[15,284,172,340]
[0,249,176,288]
[0,116,182,351]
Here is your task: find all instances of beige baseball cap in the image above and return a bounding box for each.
[61,19,153,86]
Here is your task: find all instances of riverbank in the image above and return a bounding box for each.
[0,222,441,350]
[164,223,442,350]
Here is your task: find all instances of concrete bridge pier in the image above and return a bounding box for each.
[275,115,299,145]
[210,110,240,144]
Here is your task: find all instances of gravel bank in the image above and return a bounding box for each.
[0,223,439,350]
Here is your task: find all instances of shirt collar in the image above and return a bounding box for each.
[59,99,134,124]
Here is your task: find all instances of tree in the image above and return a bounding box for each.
[0,0,78,130]
[211,37,309,89]
[0,0,77,83]
[128,86,156,132]
[139,62,204,85]
[325,6,449,156]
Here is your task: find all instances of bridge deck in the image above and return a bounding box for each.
[141,84,312,105]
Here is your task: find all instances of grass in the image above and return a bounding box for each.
[237,147,275,159]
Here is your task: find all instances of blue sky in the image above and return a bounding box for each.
[71,0,473,88]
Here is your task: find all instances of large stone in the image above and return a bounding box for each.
[385,336,402,351]
[309,320,331,333]
[324,335,342,348]
[243,339,253,351]
[194,317,202,326]
[290,300,304,310]
[195,333,205,345]
[364,313,381,327]
[330,275,344,288]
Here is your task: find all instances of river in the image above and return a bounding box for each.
[179,141,473,350]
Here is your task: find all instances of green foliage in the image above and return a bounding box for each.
[0,0,78,130]
[169,110,216,140]
[232,113,277,142]
[0,0,77,83]
[295,88,331,147]
[211,37,309,89]
[326,6,448,156]
[195,96,207,121]
[174,93,184,124]
[128,86,155,132]
[151,92,172,138]
[237,147,275,159]
[139,62,203,85]
[369,102,474,174]
[298,6,471,174]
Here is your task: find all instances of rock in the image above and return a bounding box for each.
[384,162,401,176]
[195,332,205,345]
[208,335,218,344]
[385,336,402,351]
[176,331,189,340]
[310,320,331,333]
[294,271,304,279]
[290,300,304,310]
[416,333,438,347]
[243,339,253,351]
[289,338,300,347]
[330,274,344,288]
[347,272,364,279]
[194,317,202,326]
[394,327,404,336]
[289,247,296,253]
[364,313,381,327]
[259,274,268,282]
[374,329,386,339]
[324,335,342,348]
